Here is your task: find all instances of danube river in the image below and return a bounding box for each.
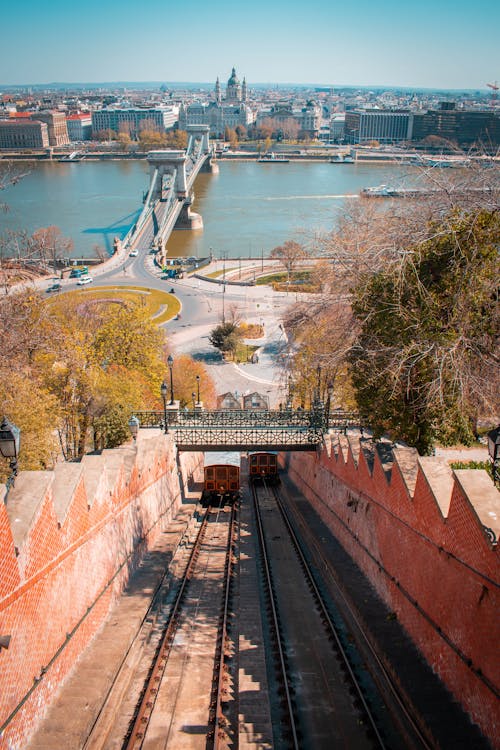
[1,159,418,259]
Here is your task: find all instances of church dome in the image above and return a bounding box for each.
[227,67,239,85]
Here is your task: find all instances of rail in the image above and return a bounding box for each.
[251,483,300,748]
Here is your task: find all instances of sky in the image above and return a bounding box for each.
[1,0,499,90]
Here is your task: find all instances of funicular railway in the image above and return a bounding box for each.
[76,405,468,749]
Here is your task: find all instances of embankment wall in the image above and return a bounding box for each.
[0,431,202,750]
[282,435,499,746]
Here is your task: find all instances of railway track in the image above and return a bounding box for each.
[251,481,432,750]
[82,480,434,749]
[84,500,239,750]
[277,482,435,750]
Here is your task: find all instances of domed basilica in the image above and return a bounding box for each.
[179,67,254,137]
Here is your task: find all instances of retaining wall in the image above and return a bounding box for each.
[0,431,202,750]
[281,435,499,746]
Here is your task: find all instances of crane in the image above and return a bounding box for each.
[486,81,499,102]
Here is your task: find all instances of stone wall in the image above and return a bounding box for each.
[281,435,499,745]
[0,431,202,750]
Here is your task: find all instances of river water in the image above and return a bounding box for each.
[1,159,417,259]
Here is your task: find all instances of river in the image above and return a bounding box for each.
[1,159,417,260]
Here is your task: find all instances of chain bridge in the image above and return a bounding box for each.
[130,407,361,452]
[124,124,216,256]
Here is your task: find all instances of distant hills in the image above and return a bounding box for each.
[0,81,489,95]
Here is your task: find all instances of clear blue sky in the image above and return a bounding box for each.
[2,0,498,89]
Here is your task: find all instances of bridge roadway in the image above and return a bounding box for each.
[126,125,214,255]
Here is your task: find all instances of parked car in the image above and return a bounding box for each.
[129,249,139,257]
[46,282,62,293]
[77,275,93,285]
[69,266,88,278]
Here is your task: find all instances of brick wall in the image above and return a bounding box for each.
[0,431,202,750]
[282,435,499,745]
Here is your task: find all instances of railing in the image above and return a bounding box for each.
[131,408,360,431]
[172,425,324,451]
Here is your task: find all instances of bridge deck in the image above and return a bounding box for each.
[131,409,360,451]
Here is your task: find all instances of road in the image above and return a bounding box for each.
[38,244,299,407]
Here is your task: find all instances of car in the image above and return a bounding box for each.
[46,283,62,293]
[129,249,139,257]
[69,266,89,278]
[77,275,93,285]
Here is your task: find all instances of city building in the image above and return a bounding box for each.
[91,106,179,138]
[0,119,49,149]
[256,101,322,138]
[329,114,345,142]
[66,113,92,141]
[179,68,254,137]
[344,109,413,144]
[31,110,69,146]
[411,107,500,147]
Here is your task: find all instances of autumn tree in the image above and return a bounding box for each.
[235,124,247,140]
[31,225,74,273]
[163,354,217,410]
[165,130,188,149]
[270,240,308,284]
[350,209,500,453]
[283,161,499,451]
[95,129,117,141]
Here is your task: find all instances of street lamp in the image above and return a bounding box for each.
[487,425,500,484]
[160,381,168,433]
[167,354,174,405]
[192,392,196,410]
[196,375,201,404]
[326,382,334,428]
[0,416,20,491]
[128,415,140,442]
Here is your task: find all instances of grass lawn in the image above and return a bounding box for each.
[47,285,180,324]
[256,270,318,292]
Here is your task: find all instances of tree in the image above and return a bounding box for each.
[165,130,188,149]
[0,161,31,212]
[116,132,132,151]
[138,129,167,150]
[235,124,247,140]
[95,129,117,142]
[31,226,73,273]
[209,322,241,359]
[270,240,308,284]
[350,209,500,453]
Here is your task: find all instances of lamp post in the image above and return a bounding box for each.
[167,354,174,405]
[0,416,20,492]
[192,392,196,410]
[160,381,168,433]
[128,415,140,442]
[487,424,500,484]
[196,375,200,404]
[326,382,334,429]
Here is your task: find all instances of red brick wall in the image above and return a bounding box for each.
[282,437,499,746]
[0,433,202,750]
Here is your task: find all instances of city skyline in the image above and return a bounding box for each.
[2,0,498,90]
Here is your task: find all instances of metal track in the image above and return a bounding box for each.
[251,482,301,749]
[277,488,434,750]
[209,503,238,750]
[124,507,213,749]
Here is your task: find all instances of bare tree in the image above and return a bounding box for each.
[270,240,308,285]
[31,226,74,273]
